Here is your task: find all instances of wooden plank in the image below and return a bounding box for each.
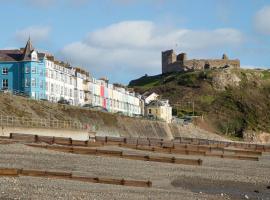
[10,133,37,143]
[0,168,19,176]
[72,140,87,146]
[0,167,151,188]
[37,136,54,144]
[53,137,72,145]
[72,147,97,154]
[21,169,46,177]
[205,153,259,161]
[45,171,72,178]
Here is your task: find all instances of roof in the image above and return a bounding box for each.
[21,38,34,61]
[0,49,23,61]
[0,38,35,62]
[142,92,159,100]
[146,100,169,107]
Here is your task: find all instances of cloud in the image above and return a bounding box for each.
[254,6,270,35]
[15,26,51,44]
[60,20,244,83]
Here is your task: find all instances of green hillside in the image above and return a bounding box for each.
[129,68,270,138]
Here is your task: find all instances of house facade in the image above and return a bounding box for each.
[145,99,172,123]
[143,92,172,123]
[0,39,143,117]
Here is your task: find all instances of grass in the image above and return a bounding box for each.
[129,68,270,138]
[199,95,215,105]
[261,70,270,80]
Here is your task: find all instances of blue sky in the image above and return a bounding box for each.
[0,0,270,83]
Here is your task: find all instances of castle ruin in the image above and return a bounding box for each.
[162,50,240,74]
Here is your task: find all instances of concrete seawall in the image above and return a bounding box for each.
[0,115,225,141]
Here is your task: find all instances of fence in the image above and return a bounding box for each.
[0,115,88,130]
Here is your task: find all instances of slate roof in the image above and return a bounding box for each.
[147,100,166,107]
[0,49,24,61]
[21,38,34,61]
[0,38,35,62]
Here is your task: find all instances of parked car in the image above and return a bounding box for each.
[147,114,156,120]
[57,98,70,105]
[92,106,108,112]
[82,104,93,108]
[133,114,143,118]
[116,111,124,115]
[183,116,192,125]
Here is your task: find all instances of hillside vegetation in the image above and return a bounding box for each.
[129,68,270,138]
[0,93,224,140]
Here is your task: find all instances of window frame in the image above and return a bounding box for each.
[31,66,37,74]
[31,78,36,88]
[2,68,8,75]
[2,79,8,88]
[25,66,30,74]
[25,78,30,87]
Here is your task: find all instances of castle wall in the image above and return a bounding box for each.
[163,62,185,73]
[162,51,240,74]
[183,59,240,71]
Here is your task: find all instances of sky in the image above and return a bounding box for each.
[0,0,270,84]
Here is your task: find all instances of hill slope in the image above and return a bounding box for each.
[0,93,225,141]
[129,68,270,139]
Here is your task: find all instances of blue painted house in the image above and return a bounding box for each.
[0,39,46,99]
[0,39,144,117]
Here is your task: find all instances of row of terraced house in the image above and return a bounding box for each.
[0,39,143,117]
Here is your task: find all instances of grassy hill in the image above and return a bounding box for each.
[129,68,270,138]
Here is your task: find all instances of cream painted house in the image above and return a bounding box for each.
[145,99,172,123]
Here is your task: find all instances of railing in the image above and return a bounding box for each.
[0,115,88,130]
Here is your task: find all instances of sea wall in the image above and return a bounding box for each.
[0,115,225,141]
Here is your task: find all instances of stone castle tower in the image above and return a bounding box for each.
[162,50,240,74]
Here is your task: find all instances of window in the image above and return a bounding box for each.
[70,89,73,97]
[25,79,30,87]
[51,83,54,93]
[40,81,44,89]
[149,109,152,114]
[31,78,36,87]
[25,66,30,73]
[56,85,60,94]
[31,66,36,73]
[64,87,67,96]
[2,68,8,75]
[2,79,8,88]
[51,71,55,79]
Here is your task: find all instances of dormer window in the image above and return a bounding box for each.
[31,51,38,61]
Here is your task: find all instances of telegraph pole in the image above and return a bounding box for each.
[192,101,195,116]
